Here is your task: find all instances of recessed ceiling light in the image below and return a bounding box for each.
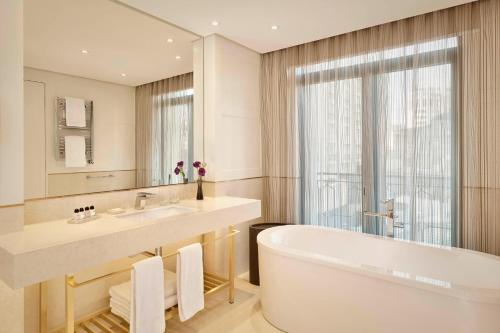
[211,20,219,26]
[121,73,126,77]
[167,38,174,43]
[175,55,181,60]
[81,49,88,54]
[271,25,279,30]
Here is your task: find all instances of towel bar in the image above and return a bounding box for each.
[52,226,238,333]
[66,229,239,288]
[86,174,115,180]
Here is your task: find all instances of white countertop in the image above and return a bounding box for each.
[0,196,261,289]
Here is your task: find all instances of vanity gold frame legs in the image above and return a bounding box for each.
[65,276,75,333]
[39,281,48,333]
[38,226,238,333]
[228,225,236,304]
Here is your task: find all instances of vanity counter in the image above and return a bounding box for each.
[0,196,261,289]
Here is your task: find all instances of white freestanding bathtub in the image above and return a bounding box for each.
[257,225,500,333]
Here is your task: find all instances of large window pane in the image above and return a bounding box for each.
[375,64,454,245]
[301,78,362,230]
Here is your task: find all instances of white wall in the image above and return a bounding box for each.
[209,178,263,276]
[204,35,261,182]
[24,81,46,199]
[24,68,136,175]
[0,2,24,206]
[202,35,263,276]
[0,1,25,332]
[193,38,205,162]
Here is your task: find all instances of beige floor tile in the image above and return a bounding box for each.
[167,279,283,333]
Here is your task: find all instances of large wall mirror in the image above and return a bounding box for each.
[23,0,204,199]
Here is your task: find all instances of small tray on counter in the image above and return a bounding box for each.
[67,215,100,224]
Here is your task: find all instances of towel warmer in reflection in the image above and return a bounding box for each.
[55,97,94,164]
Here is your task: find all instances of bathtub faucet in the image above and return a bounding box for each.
[363,199,404,237]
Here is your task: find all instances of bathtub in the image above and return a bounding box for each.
[257,225,500,333]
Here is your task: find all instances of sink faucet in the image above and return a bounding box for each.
[135,192,157,210]
[363,198,404,237]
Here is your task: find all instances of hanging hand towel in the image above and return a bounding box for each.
[109,269,178,323]
[177,243,204,321]
[130,256,165,333]
[65,97,86,127]
[64,136,86,167]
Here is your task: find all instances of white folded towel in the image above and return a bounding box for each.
[111,295,178,323]
[65,97,86,127]
[130,256,165,333]
[110,270,177,303]
[110,299,131,321]
[177,243,204,322]
[64,136,86,167]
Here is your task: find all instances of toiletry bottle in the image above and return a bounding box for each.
[84,206,90,218]
[73,209,80,220]
[90,205,96,216]
[79,208,85,219]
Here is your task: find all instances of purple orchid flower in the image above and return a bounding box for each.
[174,167,180,175]
[177,161,184,167]
[193,161,201,168]
[198,167,206,177]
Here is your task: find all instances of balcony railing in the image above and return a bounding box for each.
[314,171,452,246]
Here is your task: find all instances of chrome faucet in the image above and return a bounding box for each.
[363,198,404,237]
[135,192,157,210]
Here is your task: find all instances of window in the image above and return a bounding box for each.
[297,37,458,246]
[151,88,194,185]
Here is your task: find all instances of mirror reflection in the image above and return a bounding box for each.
[23,0,203,198]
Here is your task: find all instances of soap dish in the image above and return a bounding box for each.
[68,215,100,224]
[107,208,126,215]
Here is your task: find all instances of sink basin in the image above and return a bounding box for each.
[116,205,197,221]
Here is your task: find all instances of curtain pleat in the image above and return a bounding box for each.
[261,48,301,224]
[136,72,193,187]
[261,0,500,254]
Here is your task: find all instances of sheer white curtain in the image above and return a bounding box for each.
[296,37,457,245]
[136,72,193,187]
[262,0,500,252]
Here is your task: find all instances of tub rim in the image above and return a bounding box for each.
[257,224,500,305]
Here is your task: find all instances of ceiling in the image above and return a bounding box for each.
[117,0,475,53]
[24,0,200,86]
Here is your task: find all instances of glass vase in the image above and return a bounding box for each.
[196,178,204,200]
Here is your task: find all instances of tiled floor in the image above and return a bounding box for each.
[167,278,282,333]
